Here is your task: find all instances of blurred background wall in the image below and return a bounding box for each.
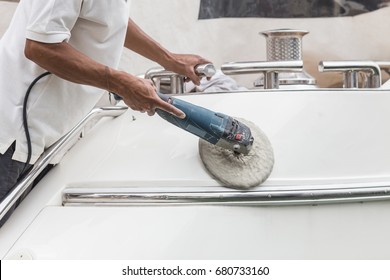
[1,0,389,87]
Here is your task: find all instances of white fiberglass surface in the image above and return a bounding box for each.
[45,90,390,189]
[4,201,390,260]
[1,89,390,260]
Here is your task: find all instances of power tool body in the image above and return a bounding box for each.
[156,92,254,155]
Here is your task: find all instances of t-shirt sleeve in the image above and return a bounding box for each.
[26,0,83,43]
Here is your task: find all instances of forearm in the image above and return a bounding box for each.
[24,38,185,118]
[124,19,210,85]
[124,18,174,68]
[24,39,122,93]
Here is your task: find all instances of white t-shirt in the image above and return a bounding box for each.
[0,0,130,164]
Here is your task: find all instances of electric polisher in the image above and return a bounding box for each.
[156,93,254,155]
[154,64,274,188]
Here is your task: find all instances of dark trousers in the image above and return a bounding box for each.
[0,143,31,227]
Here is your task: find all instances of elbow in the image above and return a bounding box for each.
[24,39,51,63]
[24,40,65,66]
[24,39,38,62]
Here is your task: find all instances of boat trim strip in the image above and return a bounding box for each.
[62,182,390,206]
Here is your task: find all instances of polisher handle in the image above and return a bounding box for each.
[156,92,222,145]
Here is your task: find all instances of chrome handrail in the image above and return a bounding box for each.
[145,64,216,94]
[62,182,390,206]
[319,61,382,88]
[0,106,128,221]
[221,60,303,75]
[221,60,303,89]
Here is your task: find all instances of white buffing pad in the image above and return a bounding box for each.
[199,118,274,189]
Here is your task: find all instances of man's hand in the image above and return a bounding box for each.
[110,71,186,118]
[162,53,211,86]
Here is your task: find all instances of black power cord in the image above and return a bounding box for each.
[21,71,51,175]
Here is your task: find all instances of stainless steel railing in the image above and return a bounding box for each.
[62,182,390,206]
[0,106,128,221]
[145,64,216,94]
[319,60,382,88]
[221,60,303,89]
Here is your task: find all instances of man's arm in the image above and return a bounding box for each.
[24,39,185,118]
[124,19,210,85]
